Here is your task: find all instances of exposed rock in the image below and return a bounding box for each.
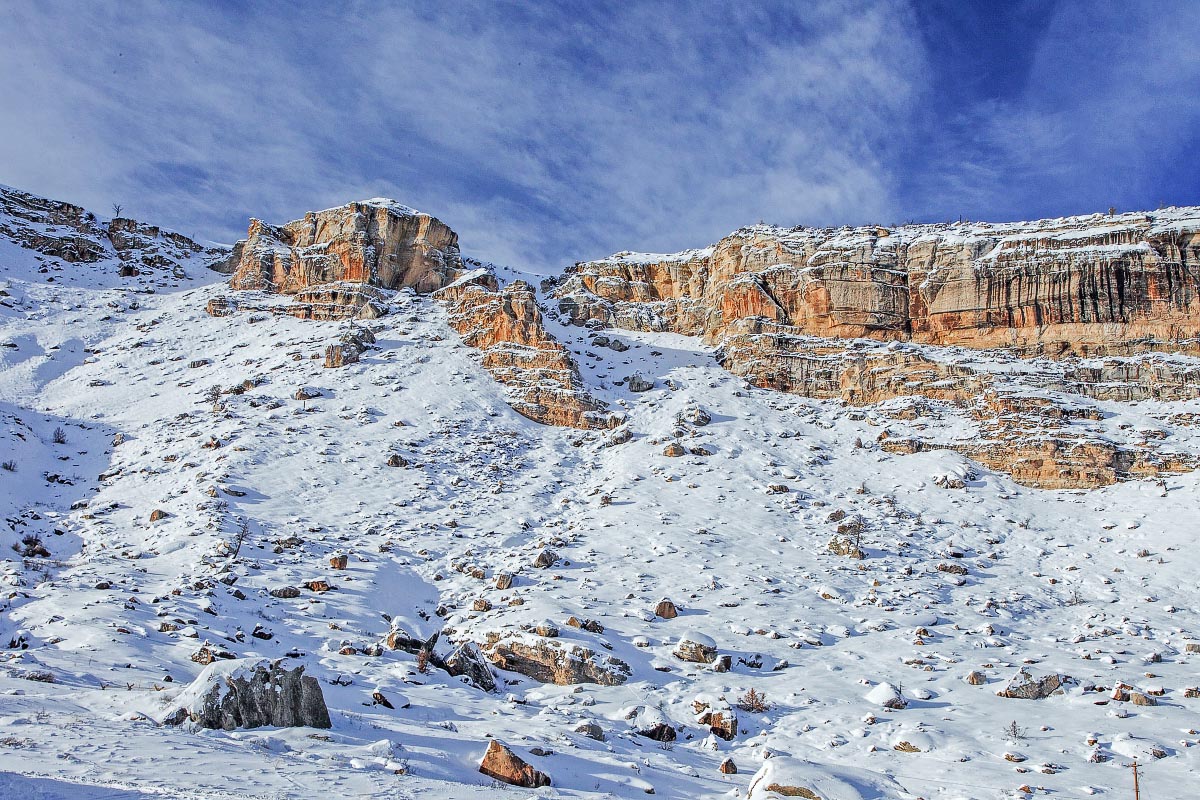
[566,616,604,633]
[477,740,551,788]
[694,695,738,740]
[627,375,655,392]
[719,758,737,774]
[324,327,374,369]
[329,554,348,570]
[149,509,169,523]
[486,638,631,685]
[206,296,234,317]
[435,275,619,429]
[638,722,676,742]
[574,720,606,741]
[674,631,718,664]
[386,453,406,467]
[998,669,1073,700]
[606,426,634,446]
[532,548,558,568]
[864,681,907,710]
[161,659,331,730]
[747,757,906,799]
[227,199,463,303]
[441,641,496,692]
[532,621,559,637]
[554,210,1200,357]
[269,586,301,599]
[654,599,679,619]
[551,208,1200,487]
[662,442,686,457]
[0,185,225,274]
[965,670,987,686]
[495,573,513,590]
[827,535,865,559]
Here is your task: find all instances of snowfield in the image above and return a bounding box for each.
[2,203,1200,800]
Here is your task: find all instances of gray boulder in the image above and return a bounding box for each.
[162,658,331,729]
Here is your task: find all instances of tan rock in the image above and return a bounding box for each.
[486,639,631,685]
[435,277,619,429]
[478,740,550,788]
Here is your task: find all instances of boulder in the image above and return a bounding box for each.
[998,669,1073,700]
[627,375,655,392]
[662,442,686,457]
[674,631,717,664]
[574,720,606,741]
[693,694,738,740]
[654,599,678,619]
[441,641,497,693]
[747,757,908,799]
[487,638,631,686]
[161,659,330,730]
[478,740,551,788]
[719,758,737,774]
[864,682,907,710]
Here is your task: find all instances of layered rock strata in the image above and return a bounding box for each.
[221,199,464,319]
[435,272,619,429]
[552,208,1200,356]
[218,200,616,429]
[552,209,1200,486]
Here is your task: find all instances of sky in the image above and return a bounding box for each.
[1,0,1198,272]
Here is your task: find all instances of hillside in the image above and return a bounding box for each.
[2,186,1200,799]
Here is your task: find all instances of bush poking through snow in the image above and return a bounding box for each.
[737,688,769,713]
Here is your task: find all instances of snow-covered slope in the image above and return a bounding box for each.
[2,190,1199,799]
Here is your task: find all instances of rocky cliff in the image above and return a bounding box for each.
[216,200,617,429]
[552,209,1200,356]
[0,184,224,279]
[549,207,1200,487]
[221,199,465,319]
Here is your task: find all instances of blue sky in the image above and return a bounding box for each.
[2,1,1197,271]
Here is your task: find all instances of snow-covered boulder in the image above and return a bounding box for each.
[673,631,717,663]
[160,658,331,730]
[748,757,912,799]
[864,681,907,709]
[996,668,1073,700]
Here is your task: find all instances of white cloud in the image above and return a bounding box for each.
[0,2,931,268]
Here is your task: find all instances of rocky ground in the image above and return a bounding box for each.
[2,187,1200,799]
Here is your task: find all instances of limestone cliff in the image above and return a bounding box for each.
[435,273,620,430]
[217,200,617,430]
[551,207,1200,487]
[223,199,465,318]
[552,208,1200,356]
[0,184,224,277]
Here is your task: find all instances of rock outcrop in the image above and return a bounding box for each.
[552,209,1200,356]
[548,209,1200,487]
[226,199,463,296]
[161,658,331,730]
[478,740,551,788]
[435,273,619,429]
[0,185,225,277]
[485,636,631,685]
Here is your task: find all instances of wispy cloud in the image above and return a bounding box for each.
[0,2,1195,271]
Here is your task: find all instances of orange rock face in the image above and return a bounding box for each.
[478,740,551,788]
[553,208,1200,355]
[220,201,618,430]
[228,200,464,298]
[435,275,620,430]
[550,208,1200,487]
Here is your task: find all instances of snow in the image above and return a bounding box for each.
[2,194,1200,798]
